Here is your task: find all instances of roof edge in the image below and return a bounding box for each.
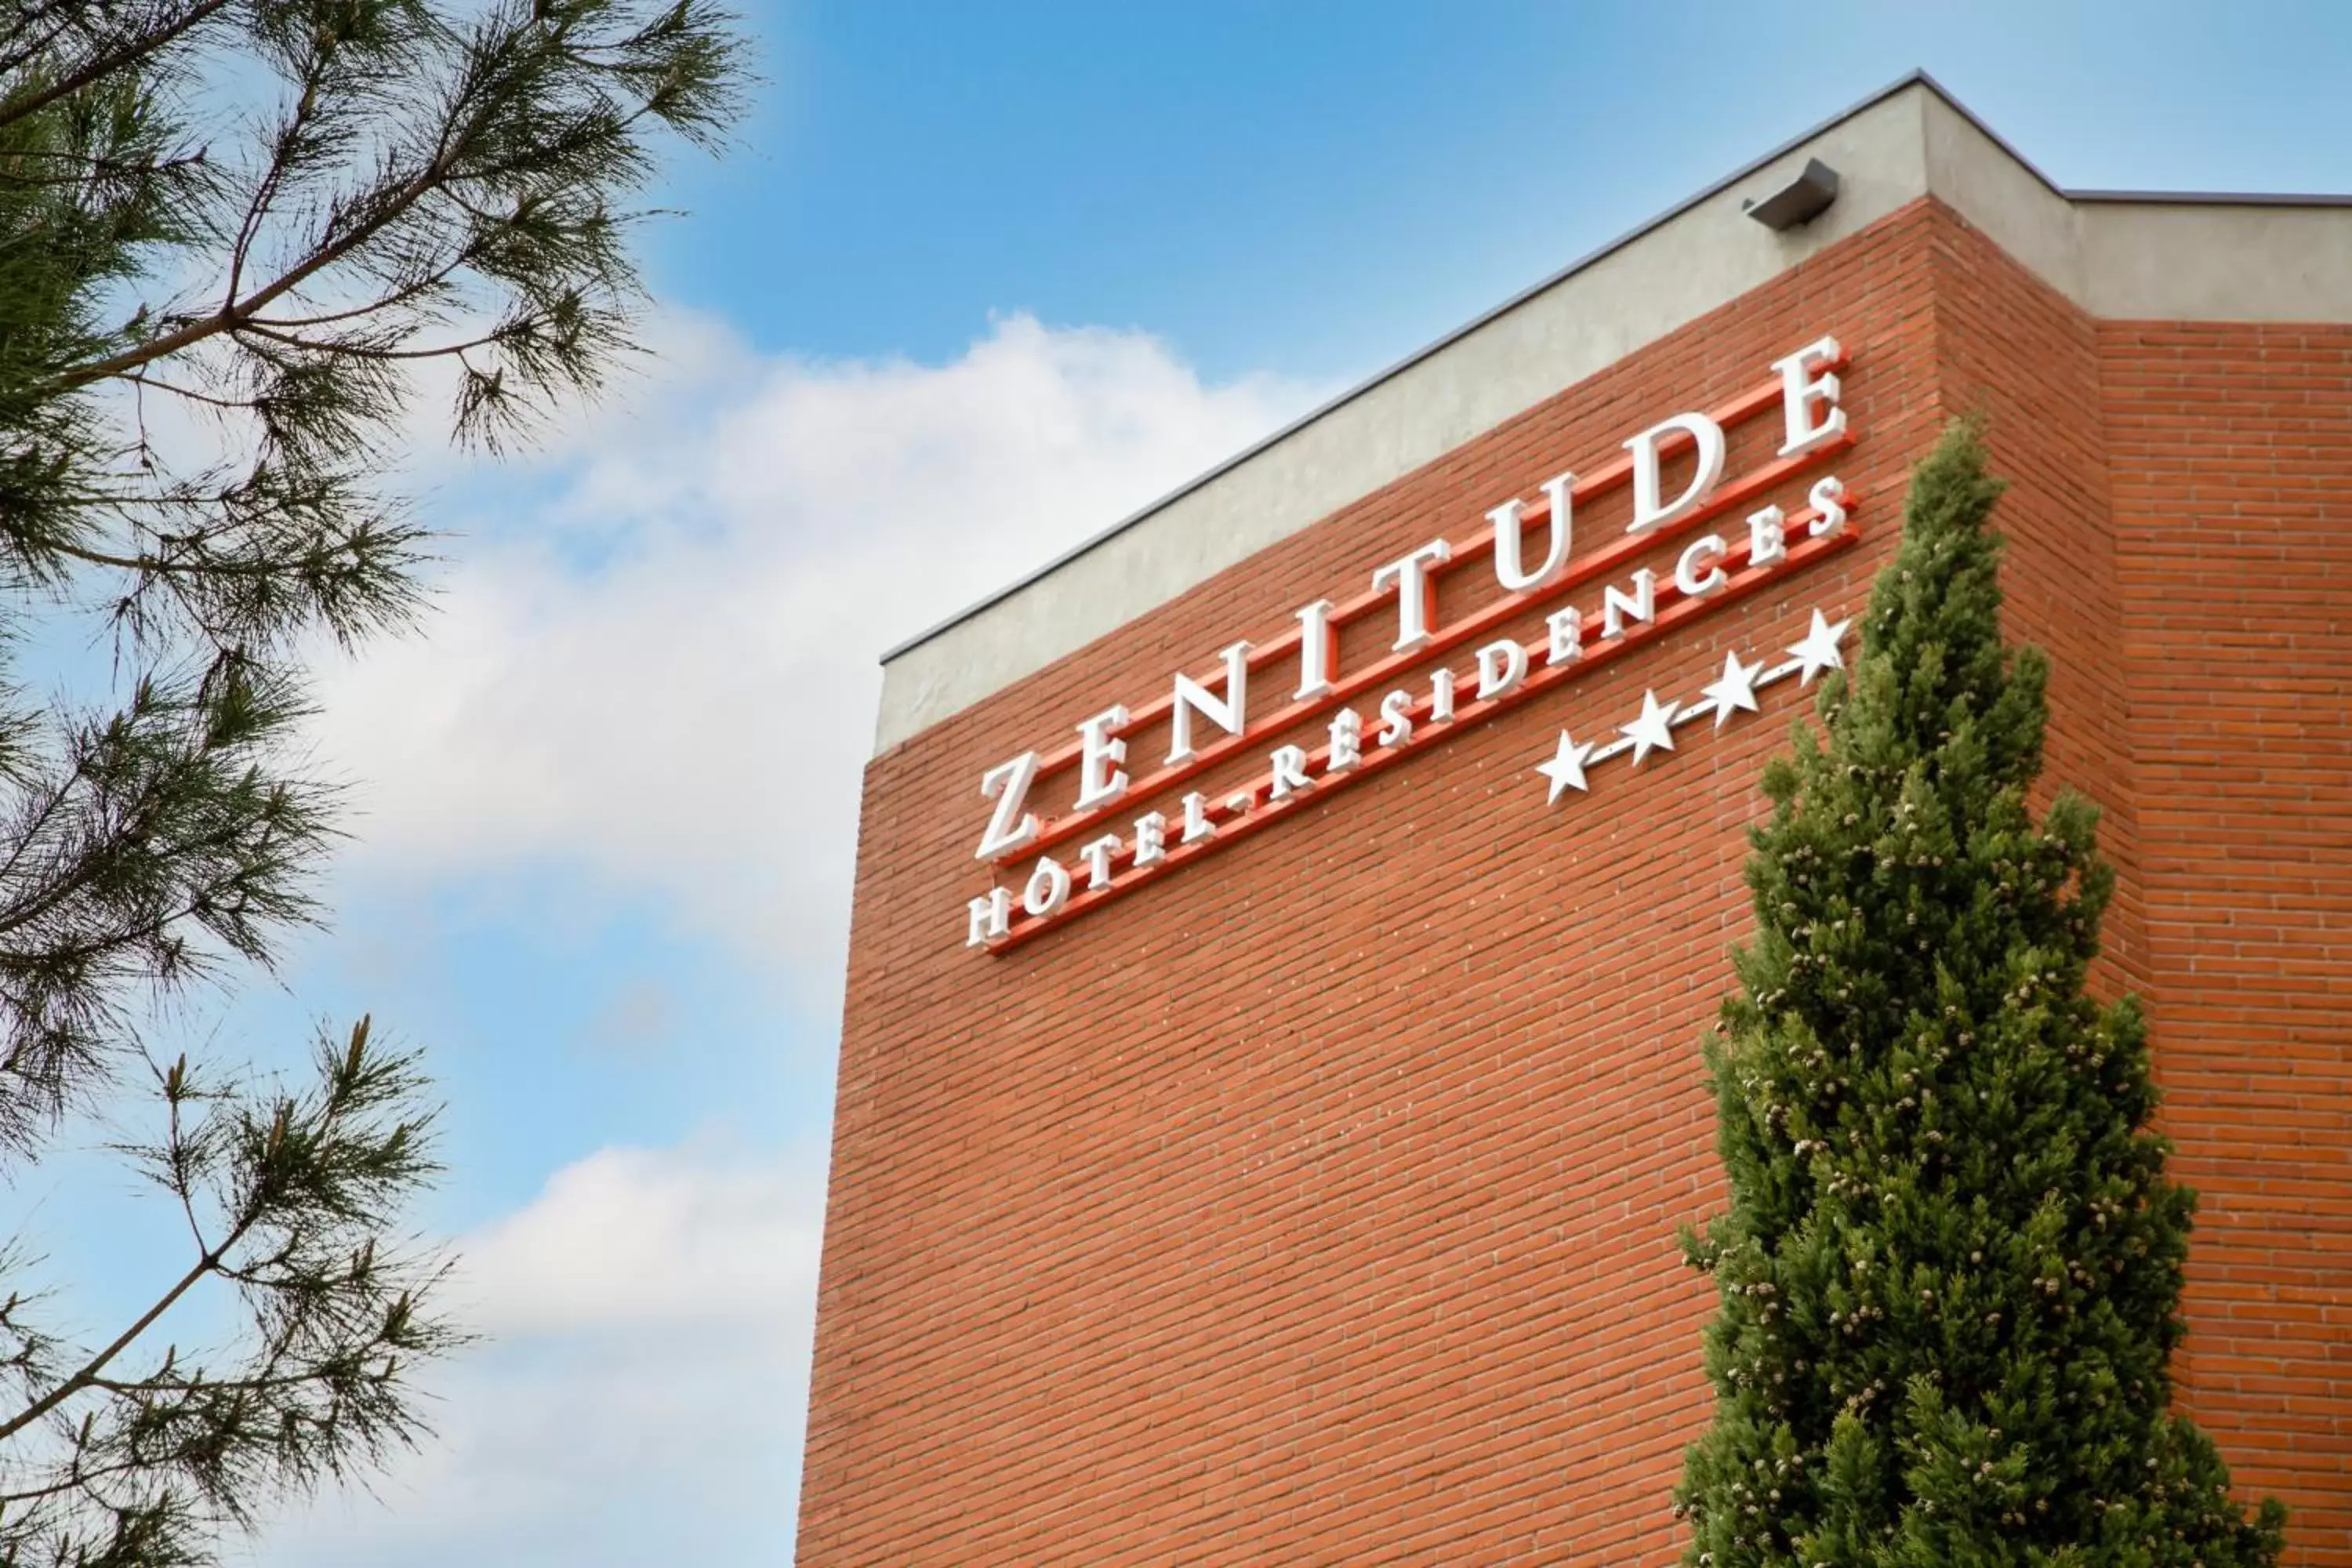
[2065,188,2352,206]
[877,71,2352,673]
[877,69,1951,665]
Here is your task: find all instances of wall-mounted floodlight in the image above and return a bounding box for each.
[1744,158,1842,231]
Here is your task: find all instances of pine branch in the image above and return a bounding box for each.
[0,1215,253,1445]
[0,0,237,132]
[236,252,471,328]
[0,2,750,1555]
[113,372,254,413]
[47,158,450,390]
[232,318,514,361]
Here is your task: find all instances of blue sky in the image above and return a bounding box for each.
[18,3,2336,1563]
[659,1,2352,381]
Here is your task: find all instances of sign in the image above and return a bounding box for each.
[962,336,1864,953]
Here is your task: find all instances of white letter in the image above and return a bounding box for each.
[1540,470,1577,564]
[1602,567,1656,641]
[1073,705,1130,811]
[1748,504,1787,568]
[1490,470,1574,592]
[1675,535,1729,599]
[1133,811,1168,867]
[1269,745,1312,800]
[1327,708,1363,773]
[964,887,1012,948]
[1078,833,1123,890]
[1475,639,1527,701]
[1168,640,1251,764]
[1294,599,1337,700]
[1624,413,1726,534]
[1377,689,1415,747]
[1807,474,1850,538]
[1430,666,1457,723]
[1546,606,1584,666]
[1021,856,1072,919]
[1773,336,1847,458]
[1370,539,1451,652]
[975,752,1041,862]
[1181,792,1215,844]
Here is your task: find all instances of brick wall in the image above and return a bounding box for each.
[2100,316,2352,1561]
[795,199,2350,1566]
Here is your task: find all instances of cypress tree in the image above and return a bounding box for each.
[1675,423,2287,1568]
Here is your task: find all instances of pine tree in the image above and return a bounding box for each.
[1676,423,2288,1568]
[0,4,746,1562]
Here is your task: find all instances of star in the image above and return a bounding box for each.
[1620,689,1679,765]
[1788,608,1851,685]
[1535,731,1597,804]
[1700,650,1766,729]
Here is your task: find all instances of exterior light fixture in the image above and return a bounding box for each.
[1745,157,1842,230]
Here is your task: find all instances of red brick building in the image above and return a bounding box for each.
[798,76,2352,1566]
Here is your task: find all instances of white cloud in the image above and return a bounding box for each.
[310,314,1322,1009]
[255,1138,827,1567]
[249,315,1320,1564]
[456,1142,819,1336]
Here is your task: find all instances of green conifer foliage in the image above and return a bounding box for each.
[1676,423,2287,1568]
[0,5,748,1559]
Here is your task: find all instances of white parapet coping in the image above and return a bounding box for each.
[873,73,2352,755]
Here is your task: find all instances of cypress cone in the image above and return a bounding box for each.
[1675,421,2288,1568]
